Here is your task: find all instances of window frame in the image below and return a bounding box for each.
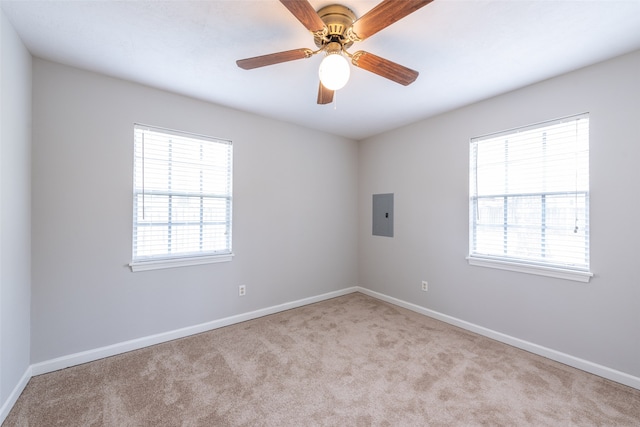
[467,114,593,282]
[129,124,233,272]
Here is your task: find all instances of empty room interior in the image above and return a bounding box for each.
[2,0,640,425]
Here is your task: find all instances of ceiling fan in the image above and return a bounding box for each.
[236,0,433,104]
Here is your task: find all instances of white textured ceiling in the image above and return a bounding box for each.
[3,0,640,140]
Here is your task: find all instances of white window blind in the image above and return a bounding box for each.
[131,124,232,269]
[469,113,590,279]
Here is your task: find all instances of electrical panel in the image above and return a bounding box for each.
[372,193,394,237]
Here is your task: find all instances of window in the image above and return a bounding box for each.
[468,113,592,282]
[130,124,233,272]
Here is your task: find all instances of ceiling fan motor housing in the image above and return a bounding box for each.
[314,4,357,49]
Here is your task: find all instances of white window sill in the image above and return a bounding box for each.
[129,253,234,272]
[467,256,593,283]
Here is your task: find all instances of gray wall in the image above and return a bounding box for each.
[358,49,640,377]
[31,59,358,363]
[0,9,32,408]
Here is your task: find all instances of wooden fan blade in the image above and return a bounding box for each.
[236,48,313,70]
[350,0,433,41]
[317,82,334,104]
[280,0,326,33]
[351,51,419,86]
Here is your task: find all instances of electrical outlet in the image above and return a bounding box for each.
[421,281,428,291]
[238,285,246,296]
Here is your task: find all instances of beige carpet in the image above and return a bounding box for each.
[4,292,640,426]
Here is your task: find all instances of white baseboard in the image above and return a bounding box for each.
[31,287,358,376]
[8,283,638,425]
[0,366,31,425]
[356,286,640,390]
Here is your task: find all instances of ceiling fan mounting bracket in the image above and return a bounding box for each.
[314,4,357,50]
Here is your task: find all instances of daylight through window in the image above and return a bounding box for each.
[468,113,590,281]
[131,124,232,271]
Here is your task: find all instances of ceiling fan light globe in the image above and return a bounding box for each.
[319,54,350,91]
